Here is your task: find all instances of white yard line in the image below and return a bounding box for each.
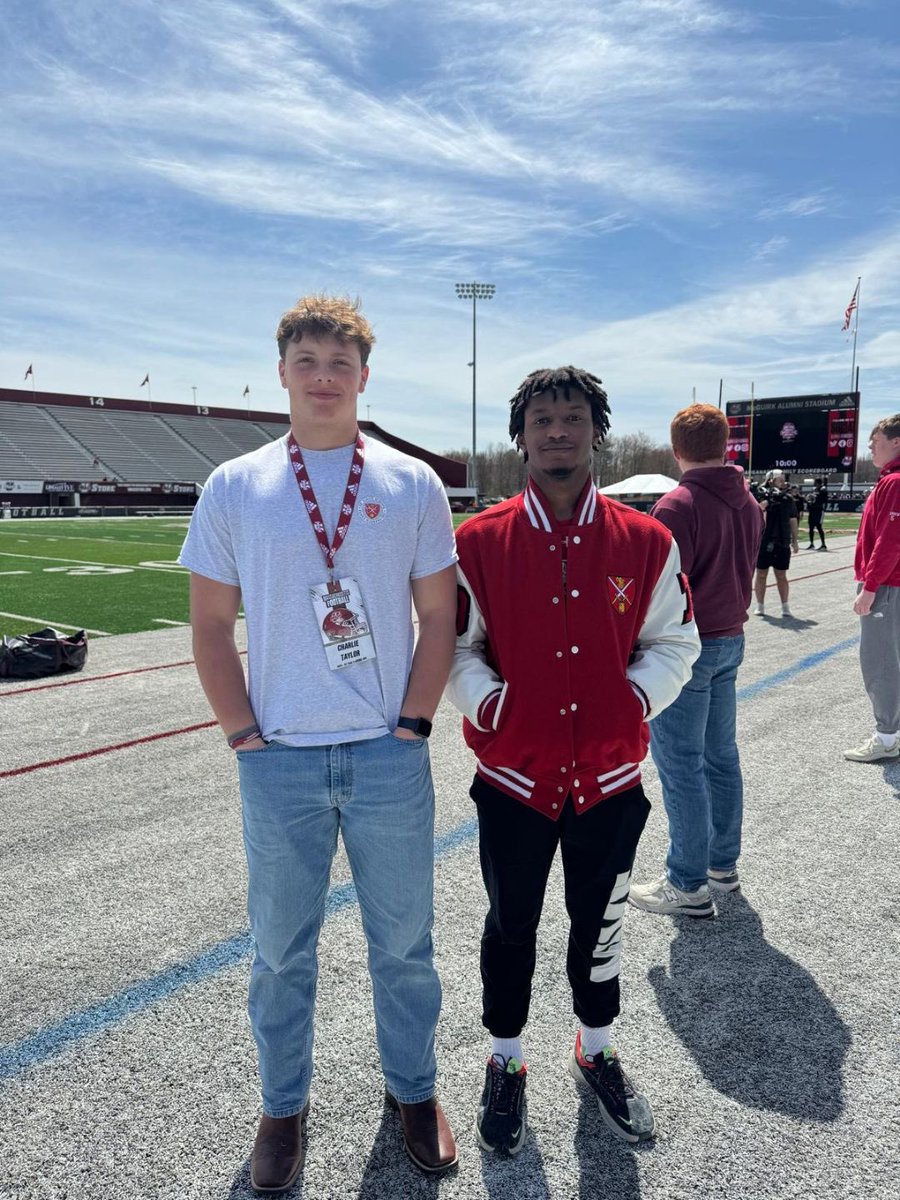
[0,610,111,636]
[0,571,29,576]
[152,619,189,626]
[0,532,185,550]
[0,552,184,573]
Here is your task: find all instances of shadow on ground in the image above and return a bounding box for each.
[574,1090,643,1200]
[357,1103,448,1200]
[648,892,850,1120]
[479,1125,552,1200]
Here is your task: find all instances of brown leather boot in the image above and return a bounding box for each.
[250,1102,310,1193]
[385,1092,458,1173]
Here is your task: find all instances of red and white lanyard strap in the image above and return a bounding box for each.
[288,431,365,581]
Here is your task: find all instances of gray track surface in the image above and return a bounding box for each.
[1,536,897,1200]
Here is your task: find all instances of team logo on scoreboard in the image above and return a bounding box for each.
[780,422,798,443]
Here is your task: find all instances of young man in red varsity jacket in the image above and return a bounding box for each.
[447,367,700,1153]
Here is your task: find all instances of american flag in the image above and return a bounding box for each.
[841,282,859,332]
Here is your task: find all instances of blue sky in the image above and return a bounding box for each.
[2,0,898,454]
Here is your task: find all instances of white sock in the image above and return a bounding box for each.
[491,1036,523,1065]
[875,730,899,746]
[579,1024,613,1058]
[782,602,791,614]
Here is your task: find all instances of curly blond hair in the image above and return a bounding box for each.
[276,294,376,365]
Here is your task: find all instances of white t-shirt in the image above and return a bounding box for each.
[179,434,457,746]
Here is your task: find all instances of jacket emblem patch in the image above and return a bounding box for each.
[608,575,635,614]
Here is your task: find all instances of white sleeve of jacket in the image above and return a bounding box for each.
[446,564,506,731]
[626,539,701,719]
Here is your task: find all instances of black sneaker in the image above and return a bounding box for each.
[568,1033,654,1143]
[475,1056,527,1154]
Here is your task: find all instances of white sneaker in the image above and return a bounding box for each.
[754,603,765,616]
[843,735,900,762]
[628,877,714,918]
[781,604,792,617]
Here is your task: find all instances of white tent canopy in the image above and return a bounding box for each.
[598,473,679,496]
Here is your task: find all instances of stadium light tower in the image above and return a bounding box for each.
[455,282,495,498]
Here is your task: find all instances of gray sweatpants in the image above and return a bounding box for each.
[859,585,900,735]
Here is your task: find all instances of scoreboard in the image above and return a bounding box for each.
[725,392,860,476]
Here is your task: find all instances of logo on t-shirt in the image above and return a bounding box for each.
[608,576,635,614]
[363,499,384,521]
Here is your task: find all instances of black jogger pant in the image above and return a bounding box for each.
[471,775,650,1036]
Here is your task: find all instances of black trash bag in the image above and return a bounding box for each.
[0,628,88,680]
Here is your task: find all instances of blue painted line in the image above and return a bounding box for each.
[0,933,252,1083]
[736,635,859,703]
[0,818,481,1084]
[0,632,859,1085]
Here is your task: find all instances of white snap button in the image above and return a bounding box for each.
[556,651,563,658]
[578,796,585,804]
[571,703,578,711]
[552,802,558,810]
[557,786,564,793]
[552,597,559,605]
[571,589,580,598]
[573,536,581,544]
[559,708,566,715]
[571,645,579,654]
[549,544,555,551]
[560,766,567,773]
[573,779,580,788]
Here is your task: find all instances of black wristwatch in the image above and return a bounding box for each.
[396,716,433,739]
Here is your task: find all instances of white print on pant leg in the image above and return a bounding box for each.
[590,871,632,983]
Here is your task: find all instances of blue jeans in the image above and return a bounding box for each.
[237,734,441,1116]
[649,635,745,894]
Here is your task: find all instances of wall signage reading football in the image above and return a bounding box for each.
[725,392,859,476]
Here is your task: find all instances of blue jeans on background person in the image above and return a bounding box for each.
[649,635,745,894]
[237,733,441,1117]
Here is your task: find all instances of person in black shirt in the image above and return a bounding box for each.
[807,478,828,550]
[754,470,799,617]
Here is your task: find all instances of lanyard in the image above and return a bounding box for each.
[288,431,365,581]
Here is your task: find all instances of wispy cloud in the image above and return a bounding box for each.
[1,0,899,453]
[758,193,833,220]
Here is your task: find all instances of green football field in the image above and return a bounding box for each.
[0,511,861,639]
[0,517,195,638]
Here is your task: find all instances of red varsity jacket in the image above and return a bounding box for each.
[447,478,700,819]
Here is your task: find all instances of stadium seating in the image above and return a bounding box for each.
[0,403,106,479]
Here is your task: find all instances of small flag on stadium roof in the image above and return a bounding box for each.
[24,363,33,379]
[243,385,250,397]
[841,282,859,331]
[140,373,150,387]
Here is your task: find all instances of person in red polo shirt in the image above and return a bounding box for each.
[844,413,900,762]
[447,367,699,1155]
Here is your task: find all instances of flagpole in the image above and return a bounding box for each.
[849,276,861,392]
[747,382,755,479]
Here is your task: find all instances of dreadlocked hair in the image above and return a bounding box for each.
[508,366,611,448]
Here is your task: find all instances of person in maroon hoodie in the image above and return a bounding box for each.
[630,405,764,918]
[844,414,900,762]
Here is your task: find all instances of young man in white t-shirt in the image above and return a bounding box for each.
[180,295,458,1189]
